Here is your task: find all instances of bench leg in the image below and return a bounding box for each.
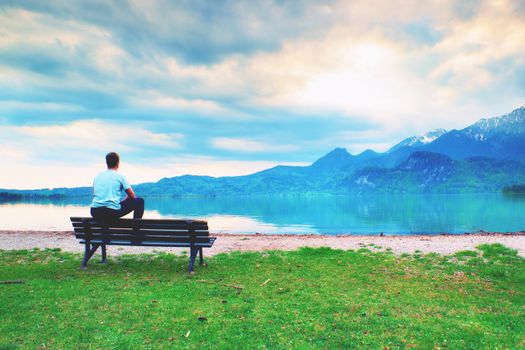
[88,244,100,260]
[81,242,101,269]
[81,242,91,269]
[199,248,203,265]
[188,247,198,273]
[101,244,107,264]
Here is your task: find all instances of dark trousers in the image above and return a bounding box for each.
[91,197,145,221]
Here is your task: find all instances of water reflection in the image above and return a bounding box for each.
[1,193,524,234]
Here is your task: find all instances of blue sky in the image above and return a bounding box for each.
[1,0,524,188]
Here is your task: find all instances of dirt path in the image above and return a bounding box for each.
[1,230,524,257]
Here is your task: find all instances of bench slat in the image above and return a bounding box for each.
[73,228,209,236]
[72,219,208,227]
[79,238,216,248]
[72,221,208,230]
[75,234,213,243]
[70,217,208,226]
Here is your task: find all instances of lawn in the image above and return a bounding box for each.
[0,244,524,349]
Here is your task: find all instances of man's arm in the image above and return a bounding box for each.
[120,174,135,200]
[125,187,136,199]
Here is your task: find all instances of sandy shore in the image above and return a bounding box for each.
[1,230,524,257]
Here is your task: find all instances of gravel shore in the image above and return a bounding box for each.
[1,230,524,257]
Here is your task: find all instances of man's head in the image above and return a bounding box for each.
[105,152,120,169]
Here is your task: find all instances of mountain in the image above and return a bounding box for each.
[310,147,355,172]
[132,105,525,194]
[388,129,447,153]
[2,105,525,197]
[108,149,525,195]
[308,147,379,175]
[345,152,525,193]
[0,186,91,199]
[408,106,525,161]
[368,106,525,169]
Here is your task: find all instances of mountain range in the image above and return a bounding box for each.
[2,105,525,197]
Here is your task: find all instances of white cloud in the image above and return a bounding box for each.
[18,120,182,150]
[0,120,183,165]
[0,162,100,189]
[0,145,29,161]
[0,100,84,112]
[131,92,249,119]
[0,9,103,48]
[429,0,525,89]
[211,137,299,153]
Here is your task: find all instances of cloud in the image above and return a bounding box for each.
[3,1,522,128]
[336,128,407,154]
[234,0,525,131]
[131,92,250,119]
[0,145,29,161]
[2,0,338,64]
[0,8,128,115]
[0,120,183,164]
[429,0,525,90]
[126,157,308,179]
[0,119,309,189]
[211,137,299,153]
[0,100,84,113]
[0,0,524,188]
[0,155,308,189]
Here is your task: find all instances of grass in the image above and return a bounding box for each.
[0,244,524,349]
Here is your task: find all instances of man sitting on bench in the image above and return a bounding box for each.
[90,152,144,221]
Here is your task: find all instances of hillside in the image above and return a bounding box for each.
[345,152,525,193]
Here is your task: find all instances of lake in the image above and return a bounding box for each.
[1,193,524,234]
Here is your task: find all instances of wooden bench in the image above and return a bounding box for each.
[70,217,216,273]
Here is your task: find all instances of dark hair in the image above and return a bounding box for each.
[106,152,120,168]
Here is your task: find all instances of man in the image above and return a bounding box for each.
[90,152,144,221]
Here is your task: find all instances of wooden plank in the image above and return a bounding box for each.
[74,232,211,239]
[74,234,213,244]
[75,227,210,233]
[73,227,209,236]
[71,221,208,230]
[71,223,208,232]
[79,239,216,248]
[70,217,208,226]
[72,224,208,232]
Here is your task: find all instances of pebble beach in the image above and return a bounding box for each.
[1,230,524,257]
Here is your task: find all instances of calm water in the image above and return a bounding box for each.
[1,193,524,234]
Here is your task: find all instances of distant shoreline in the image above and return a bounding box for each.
[1,230,524,257]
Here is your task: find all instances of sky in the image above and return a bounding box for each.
[0,0,524,189]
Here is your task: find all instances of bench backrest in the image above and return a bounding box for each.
[70,217,210,245]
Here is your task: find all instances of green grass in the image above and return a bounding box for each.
[0,245,524,349]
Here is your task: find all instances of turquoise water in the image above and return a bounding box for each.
[1,193,524,234]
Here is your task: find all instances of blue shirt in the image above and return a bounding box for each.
[91,170,131,210]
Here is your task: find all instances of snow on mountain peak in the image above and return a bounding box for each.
[466,106,525,139]
[418,129,447,144]
[388,129,447,152]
